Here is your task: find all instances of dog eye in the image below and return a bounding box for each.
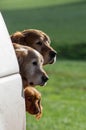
[28,97,32,102]
[32,61,37,65]
[36,42,42,45]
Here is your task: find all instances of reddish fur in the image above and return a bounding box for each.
[24,87,42,119]
[11,29,56,65]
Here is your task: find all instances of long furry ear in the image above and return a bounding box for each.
[35,105,43,120]
[11,32,24,43]
[15,48,28,64]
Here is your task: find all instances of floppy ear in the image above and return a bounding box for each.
[35,105,43,120]
[11,32,25,43]
[35,97,43,119]
[15,48,28,64]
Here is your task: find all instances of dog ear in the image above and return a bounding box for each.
[35,105,43,120]
[35,96,43,119]
[15,47,28,64]
[11,32,25,43]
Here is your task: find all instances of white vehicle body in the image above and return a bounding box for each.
[0,12,26,130]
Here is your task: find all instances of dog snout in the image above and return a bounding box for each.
[49,51,57,58]
[42,75,49,82]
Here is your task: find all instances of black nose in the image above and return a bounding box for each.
[49,51,56,58]
[42,75,49,82]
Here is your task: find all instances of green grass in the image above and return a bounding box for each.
[26,60,86,130]
[0,1,86,129]
[0,0,83,10]
[1,0,86,59]
[0,0,86,45]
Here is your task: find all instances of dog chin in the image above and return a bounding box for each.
[27,110,36,115]
[39,81,47,87]
[49,56,56,64]
[29,81,47,87]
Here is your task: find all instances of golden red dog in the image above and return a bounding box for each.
[11,29,56,65]
[12,29,56,119]
[24,87,42,119]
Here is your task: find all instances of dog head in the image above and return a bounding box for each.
[13,43,49,87]
[11,29,57,65]
[24,87,42,119]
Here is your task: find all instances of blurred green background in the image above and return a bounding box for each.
[0,0,86,130]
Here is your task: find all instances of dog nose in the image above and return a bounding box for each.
[42,75,49,82]
[49,51,57,58]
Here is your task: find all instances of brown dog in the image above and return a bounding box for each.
[24,87,42,119]
[11,29,56,65]
[13,43,49,87]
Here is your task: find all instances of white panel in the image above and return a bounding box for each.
[0,12,19,77]
[0,74,26,130]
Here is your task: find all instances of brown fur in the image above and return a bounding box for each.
[11,29,56,65]
[24,87,42,119]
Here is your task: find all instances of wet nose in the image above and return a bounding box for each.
[49,51,57,58]
[42,75,49,82]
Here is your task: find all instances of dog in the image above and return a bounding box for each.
[24,86,42,119]
[11,29,57,65]
[13,43,49,87]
